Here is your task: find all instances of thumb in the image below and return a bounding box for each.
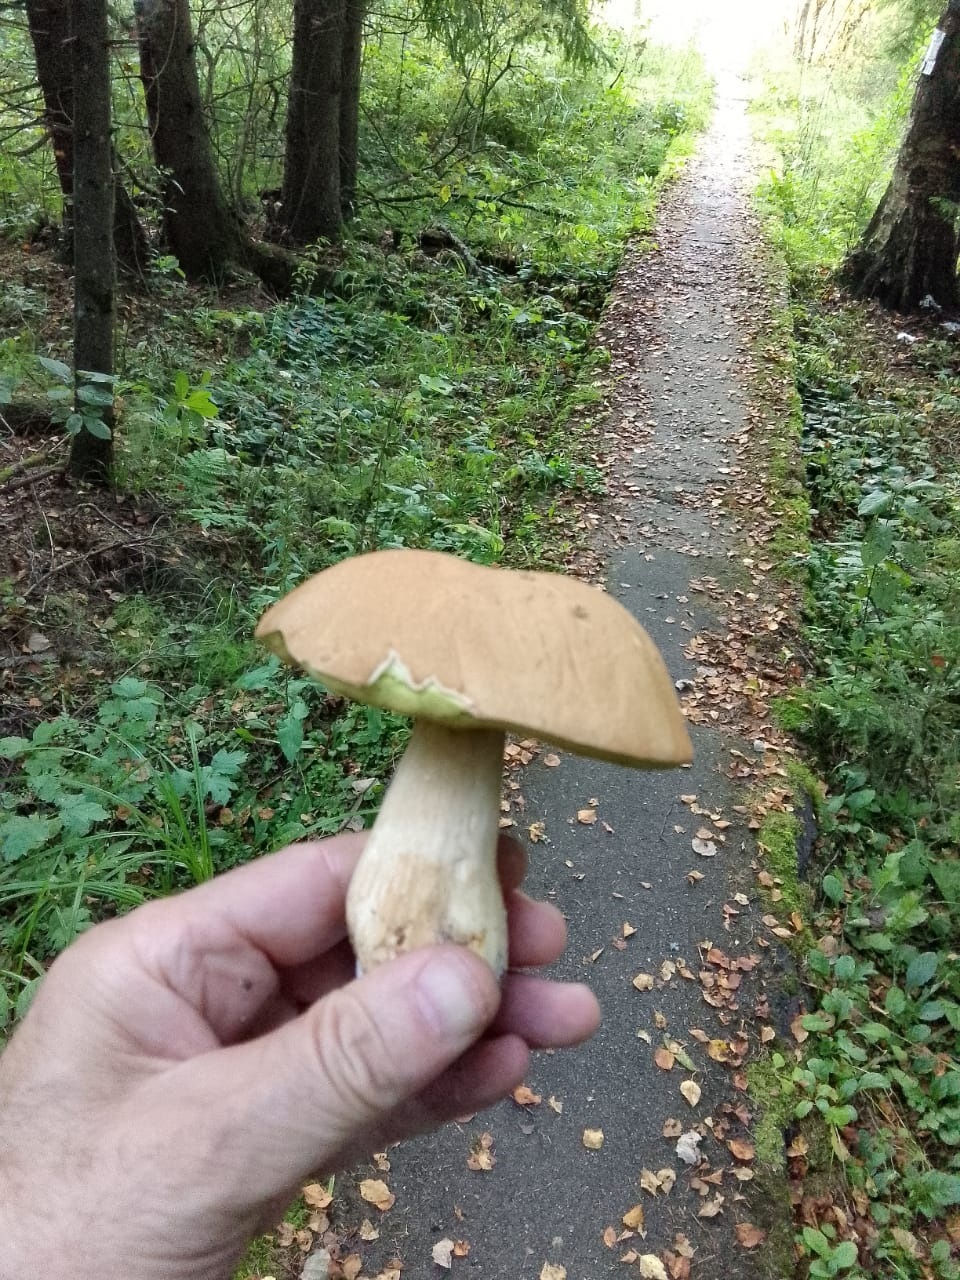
[190,945,501,1196]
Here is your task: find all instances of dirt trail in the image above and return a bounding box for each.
[329,80,798,1280]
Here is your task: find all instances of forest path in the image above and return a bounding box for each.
[327,78,799,1280]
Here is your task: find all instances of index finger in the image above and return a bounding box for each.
[138,832,528,970]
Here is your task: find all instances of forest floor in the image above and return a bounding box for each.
[265,76,811,1280]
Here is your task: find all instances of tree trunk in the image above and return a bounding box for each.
[135,0,243,279]
[26,0,74,229]
[70,0,115,483]
[842,0,960,312]
[26,0,148,273]
[339,0,365,218]
[281,0,345,244]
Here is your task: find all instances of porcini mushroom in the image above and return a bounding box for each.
[256,548,692,975]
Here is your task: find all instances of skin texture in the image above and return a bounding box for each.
[0,834,599,1280]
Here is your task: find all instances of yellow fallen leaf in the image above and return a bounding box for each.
[582,1128,604,1150]
[359,1219,380,1241]
[622,1204,646,1231]
[359,1179,395,1211]
[547,1095,563,1114]
[512,1084,542,1106]
[466,1132,496,1170]
[638,1255,668,1279]
[302,1182,332,1210]
[539,1265,566,1280]
[633,973,655,991]
[680,1080,702,1107]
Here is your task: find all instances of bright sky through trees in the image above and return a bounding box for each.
[605,0,796,72]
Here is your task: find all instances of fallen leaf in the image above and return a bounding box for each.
[890,1228,918,1258]
[654,1047,676,1071]
[735,1223,766,1248]
[698,1193,725,1218]
[638,1257,668,1280]
[577,808,597,825]
[622,1204,646,1231]
[302,1182,332,1210]
[686,870,705,884]
[582,1128,604,1150]
[673,1234,695,1259]
[539,1265,566,1280]
[633,973,655,991]
[544,754,561,767]
[359,1219,380,1241]
[680,1080,702,1107]
[359,1179,395,1211]
[692,839,718,857]
[623,922,637,938]
[466,1132,496,1171]
[341,1256,363,1280]
[432,1239,455,1269]
[528,821,546,843]
[676,1131,702,1165]
[727,1138,755,1162]
[512,1084,542,1106]
[547,1095,563,1114]
[662,1118,683,1138]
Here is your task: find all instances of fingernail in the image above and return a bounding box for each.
[415,950,492,1039]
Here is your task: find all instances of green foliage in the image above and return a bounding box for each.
[762,144,960,1280]
[753,42,913,279]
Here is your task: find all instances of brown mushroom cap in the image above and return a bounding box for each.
[256,548,692,768]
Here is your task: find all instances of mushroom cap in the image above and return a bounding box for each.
[256,549,692,768]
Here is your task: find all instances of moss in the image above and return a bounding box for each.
[747,1055,793,1172]
[739,1055,799,1280]
[783,758,823,815]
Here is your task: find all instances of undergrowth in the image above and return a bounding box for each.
[756,58,960,1280]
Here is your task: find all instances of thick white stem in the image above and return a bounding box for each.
[345,720,507,974]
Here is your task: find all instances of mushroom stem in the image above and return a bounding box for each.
[345,719,508,975]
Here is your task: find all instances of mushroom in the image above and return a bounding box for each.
[255,548,692,975]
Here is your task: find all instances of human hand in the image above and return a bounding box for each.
[0,835,599,1280]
